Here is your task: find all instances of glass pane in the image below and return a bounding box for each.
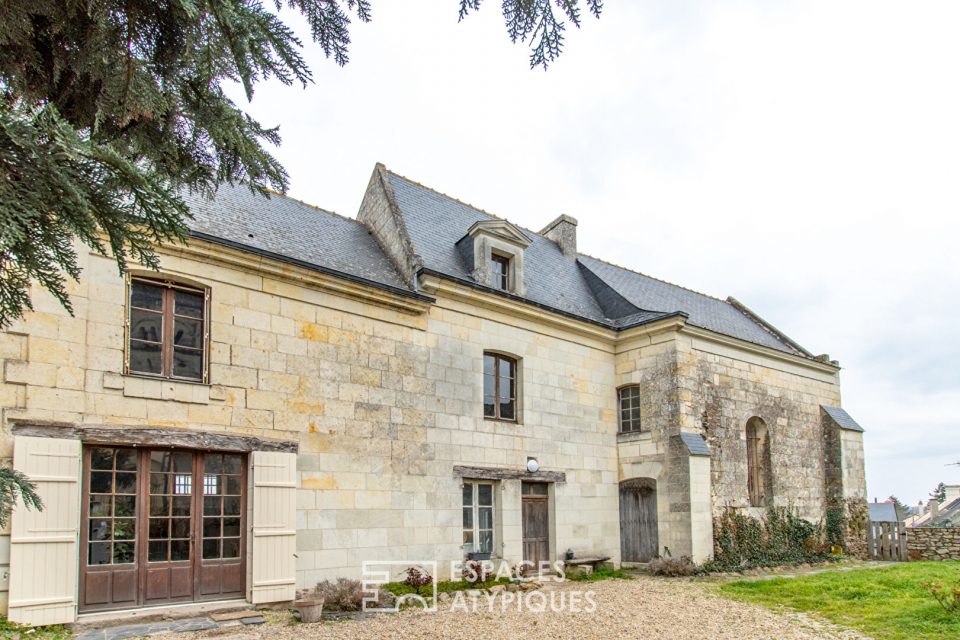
[498,358,514,379]
[205,455,223,474]
[115,449,137,471]
[204,496,221,516]
[463,531,474,548]
[90,472,112,494]
[483,354,495,376]
[171,518,190,539]
[91,448,114,470]
[173,474,192,495]
[479,507,493,530]
[129,309,162,343]
[203,517,221,538]
[149,540,168,562]
[462,484,473,506]
[498,375,514,402]
[150,495,170,516]
[462,507,473,529]
[223,517,240,537]
[204,474,221,495]
[223,496,241,516]
[90,496,111,517]
[173,317,202,348]
[171,540,190,561]
[523,483,548,495]
[149,518,169,539]
[480,530,493,553]
[226,476,242,495]
[175,290,204,319]
[223,455,242,474]
[113,519,135,540]
[202,539,220,560]
[483,374,494,399]
[129,341,162,375]
[150,473,169,495]
[222,538,240,559]
[499,400,515,420]
[172,452,193,473]
[483,398,495,418]
[172,496,191,516]
[131,281,163,311]
[89,542,111,565]
[114,472,137,494]
[113,542,135,564]
[151,451,171,472]
[172,348,203,380]
[478,484,493,506]
[89,519,110,541]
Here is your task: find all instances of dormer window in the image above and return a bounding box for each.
[491,254,510,290]
[456,219,532,296]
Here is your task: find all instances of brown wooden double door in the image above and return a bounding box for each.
[80,446,246,612]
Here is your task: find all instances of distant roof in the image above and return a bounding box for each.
[182,183,411,293]
[821,406,865,432]
[869,502,898,522]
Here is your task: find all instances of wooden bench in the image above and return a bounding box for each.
[563,556,612,576]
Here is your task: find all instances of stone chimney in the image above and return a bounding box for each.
[539,214,578,258]
[930,498,940,519]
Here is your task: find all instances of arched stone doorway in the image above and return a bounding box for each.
[619,478,658,562]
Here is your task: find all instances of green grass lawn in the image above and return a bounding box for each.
[0,616,71,640]
[718,561,960,640]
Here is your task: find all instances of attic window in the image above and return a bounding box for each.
[490,254,510,290]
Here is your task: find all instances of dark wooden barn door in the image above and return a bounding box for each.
[80,447,246,613]
[522,483,550,570]
[619,480,658,563]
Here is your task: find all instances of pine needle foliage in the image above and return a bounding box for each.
[0,467,42,529]
[0,1,602,327]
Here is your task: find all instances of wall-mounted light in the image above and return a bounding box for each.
[526,457,540,473]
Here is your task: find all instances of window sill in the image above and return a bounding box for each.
[483,417,522,426]
[617,430,652,443]
[103,372,226,403]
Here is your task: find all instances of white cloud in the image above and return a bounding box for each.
[231,0,960,504]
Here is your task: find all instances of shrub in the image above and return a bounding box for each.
[703,506,831,572]
[403,566,434,596]
[922,578,960,617]
[649,556,696,577]
[461,560,492,585]
[307,577,393,611]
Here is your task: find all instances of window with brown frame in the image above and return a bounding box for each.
[483,352,517,421]
[490,254,510,290]
[618,385,643,433]
[127,278,208,382]
[746,416,772,507]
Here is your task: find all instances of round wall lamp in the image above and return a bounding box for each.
[526,457,540,473]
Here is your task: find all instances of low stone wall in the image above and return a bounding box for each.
[906,527,960,560]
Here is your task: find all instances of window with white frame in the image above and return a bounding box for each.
[462,481,494,555]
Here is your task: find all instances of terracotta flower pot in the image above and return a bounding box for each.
[294,598,325,623]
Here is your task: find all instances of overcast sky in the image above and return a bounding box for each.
[229,0,960,507]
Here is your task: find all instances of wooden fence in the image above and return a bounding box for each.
[866,521,907,561]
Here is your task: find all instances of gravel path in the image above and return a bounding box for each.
[154,576,868,640]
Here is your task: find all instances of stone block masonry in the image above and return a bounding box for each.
[906,527,960,561]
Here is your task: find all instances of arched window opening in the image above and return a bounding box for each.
[746,417,772,507]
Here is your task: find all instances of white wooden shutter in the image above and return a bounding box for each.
[250,451,297,603]
[8,436,81,626]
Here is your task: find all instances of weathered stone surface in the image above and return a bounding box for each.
[906,527,960,560]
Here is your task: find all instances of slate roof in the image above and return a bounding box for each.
[180,169,819,357]
[679,432,712,456]
[821,406,865,432]
[182,183,411,293]
[868,502,898,523]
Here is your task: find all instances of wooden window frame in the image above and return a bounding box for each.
[618,385,643,433]
[125,275,210,384]
[746,417,772,508]
[462,481,496,556]
[483,352,518,422]
[490,253,511,291]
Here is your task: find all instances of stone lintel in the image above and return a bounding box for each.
[10,421,298,453]
[453,465,566,483]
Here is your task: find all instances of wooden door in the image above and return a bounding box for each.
[620,480,658,563]
[522,483,550,571]
[80,447,246,613]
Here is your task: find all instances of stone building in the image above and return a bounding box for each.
[0,164,866,624]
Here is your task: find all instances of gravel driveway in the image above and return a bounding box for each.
[155,576,867,640]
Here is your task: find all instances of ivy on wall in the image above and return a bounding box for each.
[703,507,833,572]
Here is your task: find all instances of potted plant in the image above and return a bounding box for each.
[294,588,325,623]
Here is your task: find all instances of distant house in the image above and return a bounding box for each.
[907,485,960,527]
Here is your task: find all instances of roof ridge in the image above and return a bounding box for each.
[261,187,356,223]
[577,252,728,304]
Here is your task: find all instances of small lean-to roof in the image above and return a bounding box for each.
[679,432,712,456]
[181,183,412,293]
[821,405,865,432]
